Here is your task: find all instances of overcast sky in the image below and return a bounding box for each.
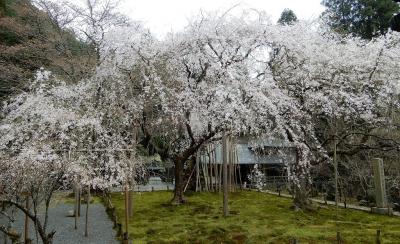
[119,0,325,37]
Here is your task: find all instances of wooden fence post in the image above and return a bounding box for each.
[222,133,229,217]
[128,186,133,218]
[85,185,90,237]
[24,195,29,243]
[74,185,78,230]
[78,185,81,217]
[376,229,381,244]
[336,231,341,244]
[123,184,129,244]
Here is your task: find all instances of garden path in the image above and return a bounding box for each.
[0,202,118,244]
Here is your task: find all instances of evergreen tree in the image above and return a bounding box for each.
[0,0,6,16]
[278,8,298,25]
[322,0,399,39]
[392,13,400,31]
[391,0,400,31]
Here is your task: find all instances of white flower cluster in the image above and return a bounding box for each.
[248,164,266,190]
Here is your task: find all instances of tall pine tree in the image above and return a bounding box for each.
[278,8,298,25]
[322,0,399,39]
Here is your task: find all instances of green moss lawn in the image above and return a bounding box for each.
[110,191,400,243]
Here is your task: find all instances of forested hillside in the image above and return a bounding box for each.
[0,0,95,101]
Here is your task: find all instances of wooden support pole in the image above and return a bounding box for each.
[78,186,82,217]
[222,133,229,217]
[233,146,237,191]
[376,229,381,244]
[334,135,339,211]
[184,163,196,192]
[195,151,200,192]
[123,184,129,243]
[2,201,6,243]
[238,164,242,191]
[128,182,133,218]
[85,185,90,237]
[131,126,139,217]
[209,146,214,192]
[336,231,341,244]
[228,147,231,192]
[128,190,133,218]
[219,159,222,193]
[24,196,29,243]
[206,146,209,191]
[74,185,78,230]
[213,148,218,192]
[202,155,208,192]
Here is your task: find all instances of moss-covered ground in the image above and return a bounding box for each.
[109,190,400,243]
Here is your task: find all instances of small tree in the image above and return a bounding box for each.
[0,70,89,243]
[278,8,298,25]
[0,69,144,243]
[248,164,266,190]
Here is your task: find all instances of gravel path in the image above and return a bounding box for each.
[0,203,118,244]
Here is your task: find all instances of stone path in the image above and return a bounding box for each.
[0,203,118,244]
[260,189,400,216]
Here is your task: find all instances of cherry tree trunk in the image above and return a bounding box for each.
[292,148,312,210]
[293,185,311,210]
[292,172,312,210]
[172,158,185,204]
[42,237,54,244]
[24,196,29,243]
